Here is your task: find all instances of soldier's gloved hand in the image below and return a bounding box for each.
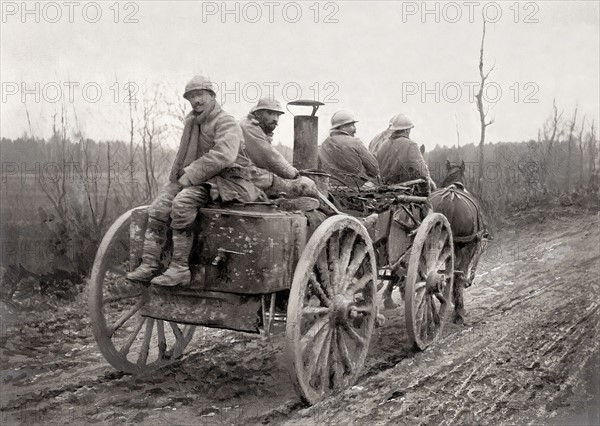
[294,176,320,198]
[178,174,193,187]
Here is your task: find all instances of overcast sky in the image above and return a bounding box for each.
[1,1,599,151]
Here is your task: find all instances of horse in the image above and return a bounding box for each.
[429,160,491,324]
[381,160,490,325]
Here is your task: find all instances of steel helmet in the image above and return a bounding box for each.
[330,110,358,130]
[183,75,216,99]
[250,97,285,114]
[389,114,414,131]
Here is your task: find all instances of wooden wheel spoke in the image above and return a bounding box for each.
[353,305,373,315]
[119,316,145,356]
[109,299,144,336]
[425,248,440,273]
[157,320,166,359]
[316,251,331,297]
[336,328,354,375]
[137,318,154,366]
[439,229,449,246]
[418,259,428,280]
[338,231,358,282]
[438,246,453,266]
[418,295,429,336]
[344,244,368,286]
[309,273,331,307]
[169,322,187,359]
[430,297,441,326]
[346,273,373,296]
[341,322,366,347]
[425,297,435,334]
[104,292,142,305]
[318,328,334,394]
[306,327,332,382]
[328,233,341,291]
[170,322,184,340]
[302,306,332,317]
[299,316,329,354]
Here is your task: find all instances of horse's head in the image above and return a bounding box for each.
[442,160,466,187]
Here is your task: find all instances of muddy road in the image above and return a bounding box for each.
[1,206,598,425]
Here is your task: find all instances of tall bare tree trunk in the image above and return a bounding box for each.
[128,85,135,207]
[565,106,578,192]
[475,19,495,196]
[578,116,586,188]
[542,99,563,192]
[589,121,597,179]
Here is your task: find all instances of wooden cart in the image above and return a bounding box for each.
[89,181,454,404]
[89,99,454,404]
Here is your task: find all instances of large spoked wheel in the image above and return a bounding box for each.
[287,216,378,404]
[89,207,195,374]
[405,212,454,351]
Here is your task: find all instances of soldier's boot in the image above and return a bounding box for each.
[127,218,168,282]
[151,229,193,287]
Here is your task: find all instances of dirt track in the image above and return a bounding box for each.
[1,206,599,425]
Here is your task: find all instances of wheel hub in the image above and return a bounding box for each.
[425,271,444,294]
[333,294,354,322]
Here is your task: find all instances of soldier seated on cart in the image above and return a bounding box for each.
[127,75,271,287]
[370,113,437,194]
[318,110,381,188]
[240,97,319,199]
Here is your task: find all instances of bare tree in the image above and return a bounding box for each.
[540,99,564,190]
[165,82,188,132]
[565,106,578,192]
[39,106,69,222]
[577,116,586,188]
[588,121,598,189]
[128,83,136,207]
[454,112,460,150]
[475,18,495,195]
[138,84,169,201]
[24,102,34,138]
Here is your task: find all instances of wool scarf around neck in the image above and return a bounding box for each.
[169,101,219,182]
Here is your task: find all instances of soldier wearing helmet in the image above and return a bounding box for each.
[318,110,380,188]
[374,114,436,192]
[368,114,405,156]
[240,96,319,198]
[127,75,266,287]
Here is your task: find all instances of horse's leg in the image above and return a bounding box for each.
[383,278,397,309]
[468,240,487,285]
[452,246,468,324]
[383,271,406,309]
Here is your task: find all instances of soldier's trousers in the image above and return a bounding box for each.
[148,182,210,230]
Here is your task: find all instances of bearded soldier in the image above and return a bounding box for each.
[240,97,319,198]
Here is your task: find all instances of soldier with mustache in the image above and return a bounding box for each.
[127,75,265,287]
